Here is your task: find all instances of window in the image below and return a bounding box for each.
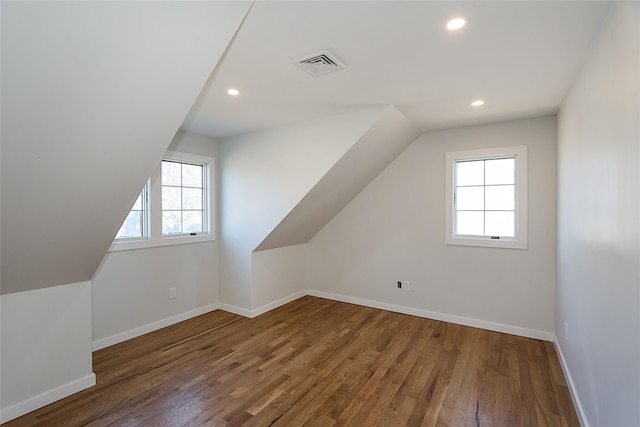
[161,160,205,235]
[111,151,215,251]
[445,146,527,249]
[115,183,148,240]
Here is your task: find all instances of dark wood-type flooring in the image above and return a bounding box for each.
[5,296,579,426]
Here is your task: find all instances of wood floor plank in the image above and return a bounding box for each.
[4,297,580,427]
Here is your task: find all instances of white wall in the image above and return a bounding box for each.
[257,106,420,251]
[557,3,640,426]
[0,1,251,296]
[0,282,95,423]
[219,107,390,310]
[307,116,557,338]
[251,245,308,312]
[92,131,220,349]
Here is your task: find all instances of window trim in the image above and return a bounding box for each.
[445,145,527,249]
[109,150,215,252]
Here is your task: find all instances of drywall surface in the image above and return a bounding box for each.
[557,3,640,426]
[169,129,222,158]
[0,1,250,295]
[257,106,420,251]
[307,116,557,334]
[92,131,219,346]
[219,107,389,310]
[0,282,94,423]
[251,244,308,310]
[92,241,218,346]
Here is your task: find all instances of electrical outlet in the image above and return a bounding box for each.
[170,287,177,299]
[564,322,569,340]
[402,281,410,291]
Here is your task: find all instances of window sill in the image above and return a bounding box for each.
[446,235,527,250]
[109,233,215,252]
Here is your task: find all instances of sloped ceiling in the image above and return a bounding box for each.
[219,106,393,308]
[0,1,252,295]
[256,106,420,251]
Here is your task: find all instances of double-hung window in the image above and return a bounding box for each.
[111,151,215,251]
[445,146,527,249]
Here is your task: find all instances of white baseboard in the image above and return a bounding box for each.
[554,338,588,427]
[92,304,219,351]
[218,291,307,319]
[251,291,307,317]
[307,290,554,342]
[0,373,96,424]
[218,303,254,318]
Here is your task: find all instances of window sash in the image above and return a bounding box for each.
[445,146,527,250]
[161,160,206,236]
[115,183,149,241]
[453,156,516,239]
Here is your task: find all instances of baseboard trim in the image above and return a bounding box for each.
[219,291,307,319]
[0,373,96,424]
[92,304,219,351]
[251,291,307,318]
[92,291,553,350]
[553,338,588,427]
[307,290,554,342]
[218,303,253,318]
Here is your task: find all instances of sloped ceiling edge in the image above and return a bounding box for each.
[0,1,253,295]
[255,106,420,251]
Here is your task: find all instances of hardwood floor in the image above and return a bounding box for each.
[5,297,579,426]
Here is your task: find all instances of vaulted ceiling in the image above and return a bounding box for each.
[182,1,610,138]
[0,1,612,296]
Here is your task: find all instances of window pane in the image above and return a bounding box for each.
[182,188,202,210]
[116,211,142,238]
[456,160,484,186]
[183,211,203,233]
[162,161,181,186]
[485,158,514,185]
[485,211,515,237]
[485,185,515,210]
[456,211,484,236]
[162,160,206,236]
[131,193,142,211]
[162,211,181,234]
[456,186,484,210]
[182,164,203,188]
[162,187,181,210]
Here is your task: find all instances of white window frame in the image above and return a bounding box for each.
[445,145,527,249]
[113,180,150,242]
[110,150,215,252]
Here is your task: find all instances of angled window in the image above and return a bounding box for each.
[445,146,527,249]
[115,183,148,240]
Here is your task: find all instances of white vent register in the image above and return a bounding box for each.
[293,50,346,76]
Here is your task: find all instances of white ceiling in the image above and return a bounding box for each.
[181,1,610,138]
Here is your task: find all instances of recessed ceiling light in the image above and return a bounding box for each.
[227,88,240,96]
[471,100,485,107]
[447,18,466,31]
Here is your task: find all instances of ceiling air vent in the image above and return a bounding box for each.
[293,50,346,77]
